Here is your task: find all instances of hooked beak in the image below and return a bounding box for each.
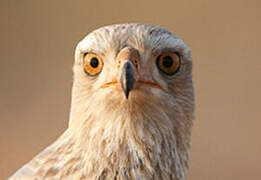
[120,61,136,99]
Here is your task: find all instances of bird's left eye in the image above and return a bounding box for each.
[156,52,181,75]
[83,53,103,76]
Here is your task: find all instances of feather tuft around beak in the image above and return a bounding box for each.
[120,61,136,99]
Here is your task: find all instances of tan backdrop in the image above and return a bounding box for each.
[1,0,260,179]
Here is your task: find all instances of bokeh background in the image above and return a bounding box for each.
[1,0,260,179]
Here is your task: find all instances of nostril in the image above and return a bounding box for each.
[134,60,139,69]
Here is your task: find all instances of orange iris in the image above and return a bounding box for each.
[83,53,103,76]
[156,52,180,75]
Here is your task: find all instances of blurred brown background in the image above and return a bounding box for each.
[1,0,260,179]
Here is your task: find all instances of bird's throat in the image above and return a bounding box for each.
[67,88,192,179]
[68,111,188,179]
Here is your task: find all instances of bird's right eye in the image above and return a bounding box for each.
[83,53,103,76]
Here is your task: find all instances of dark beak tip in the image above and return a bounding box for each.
[125,93,129,99]
[123,84,131,100]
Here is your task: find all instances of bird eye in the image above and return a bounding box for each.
[156,52,181,75]
[83,53,103,76]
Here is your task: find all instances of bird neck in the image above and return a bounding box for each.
[66,87,192,179]
[67,110,189,179]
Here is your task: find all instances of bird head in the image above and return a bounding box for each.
[69,24,194,149]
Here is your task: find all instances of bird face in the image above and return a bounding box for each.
[86,46,168,99]
[70,24,194,130]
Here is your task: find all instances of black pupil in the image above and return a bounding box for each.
[90,57,99,68]
[162,56,173,67]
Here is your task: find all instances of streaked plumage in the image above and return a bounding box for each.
[10,23,195,180]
